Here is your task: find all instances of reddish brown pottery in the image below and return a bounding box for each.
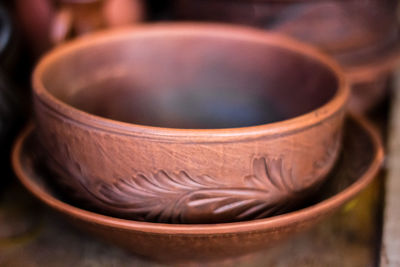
[15,0,145,56]
[174,0,399,63]
[32,23,349,224]
[12,115,384,264]
[174,0,400,113]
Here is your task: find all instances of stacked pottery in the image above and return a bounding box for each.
[174,0,400,113]
[12,24,384,264]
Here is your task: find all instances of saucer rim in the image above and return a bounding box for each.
[12,114,384,235]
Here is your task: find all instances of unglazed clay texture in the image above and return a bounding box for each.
[32,24,349,223]
[34,95,345,223]
[174,1,400,114]
[12,116,384,263]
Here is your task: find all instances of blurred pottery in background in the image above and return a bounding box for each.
[174,0,400,113]
[349,75,391,114]
[32,24,348,224]
[15,0,145,56]
[344,44,400,113]
[12,115,384,264]
[175,0,398,58]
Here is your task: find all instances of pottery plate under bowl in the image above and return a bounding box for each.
[12,116,383,264]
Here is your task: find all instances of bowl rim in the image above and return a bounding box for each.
[32,22,349,140]
[12,115,383,235]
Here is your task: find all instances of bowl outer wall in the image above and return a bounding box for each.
[31,23,350,222]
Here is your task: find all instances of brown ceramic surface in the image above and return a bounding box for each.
[15,0,145,56]
[33,24,349,224]
[345,44,400,84]
[349,75,391,114]
[174,0,399,61]
[12,115,383,264]
[346,47,400,113]
[174,0,400,114]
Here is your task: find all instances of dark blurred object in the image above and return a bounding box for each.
[15,0,145,57]
[147,0,172,20]
[0,4,25,186]
[174,0,400,113]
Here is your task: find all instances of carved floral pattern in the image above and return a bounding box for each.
[37,130,340,223]
[89,157,301,223]
[41,154,332,223]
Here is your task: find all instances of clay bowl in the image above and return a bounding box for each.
[12,115,383,264]
[174,0,399,61]
[32,23,349,224]
[348,75,391,114]
[173,0,400,114]
[344,43,400,113]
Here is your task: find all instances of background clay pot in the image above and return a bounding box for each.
[174,0,399,62]
[345,45,400,113]
[349,75,391,114]
[12,115,384,264]
[174,0,400,113]
[175,0,398,59]
[15,0,145,56]
[32,24,349,224]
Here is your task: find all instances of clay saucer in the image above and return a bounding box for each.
[12,115,383,264]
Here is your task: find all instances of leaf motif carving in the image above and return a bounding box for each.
[40,150,336,223]
[244,158,300,193]
[67,157,304,223]
[90,171,225,222]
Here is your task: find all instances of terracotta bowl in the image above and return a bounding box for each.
[174,1,400,114]
[345,46,400,113]
[174,0,399,62]
[32,23,349,224]
[12,116,383,264]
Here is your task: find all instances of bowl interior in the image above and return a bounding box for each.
[39,29,338,129]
